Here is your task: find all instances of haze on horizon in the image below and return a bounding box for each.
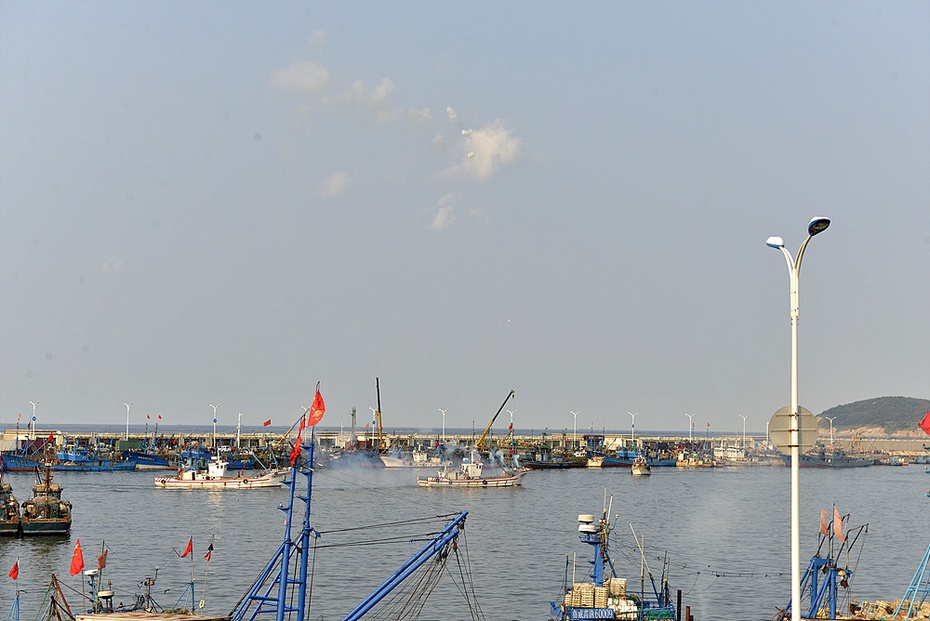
[1,2,928,436]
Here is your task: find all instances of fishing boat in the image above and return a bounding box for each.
[417,455,528,488]
[0,472,21,535]
[154,456,286,489]
[796,445,872,468]
[0,453,42,472]
[550,500,677,621]
[380,446,444,468]
[52,445,136,471]
[631,456,651,476]
[20,467,72,535]
[523,449,589,469]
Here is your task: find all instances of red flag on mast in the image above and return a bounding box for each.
[8,560,18,581]
[307,389,326,427]
[69,540,85,576]
[918,411,930,435]
[263,419,272,427]
[181,537,193,558]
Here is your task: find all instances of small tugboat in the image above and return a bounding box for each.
[154,456,286,489]
[550,499,676,621]
[418,452,528,488]
[20,467,72,535]
[631,456,651,476]
[0,472,21,535]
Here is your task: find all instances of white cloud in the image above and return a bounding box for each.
[446,106,457,124]
[320,171,351,198]
[271,60,332,94]
[100,256,125,273]
[307,31,326,50]
[442,119,523,182]
[408,107,432,123]
[427,193,461,231]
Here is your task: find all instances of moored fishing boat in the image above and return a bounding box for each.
[154,456,286,489]
[418,453,528,488]
[0,472,21,535]
[53,445,136,472]
[121,449,172,470]
[0,453,42,472]
[20,467,72,535]
[550,501,677,621]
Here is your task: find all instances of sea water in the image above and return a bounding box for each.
[0,463,926,621]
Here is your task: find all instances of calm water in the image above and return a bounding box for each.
[1,463,927,620]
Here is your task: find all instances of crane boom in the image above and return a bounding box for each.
[475,389,515,450]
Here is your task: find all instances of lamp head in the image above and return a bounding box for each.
[765,236,785,249]
[807,216,830,236]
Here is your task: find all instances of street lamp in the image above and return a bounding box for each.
[628,412,637,443]
[211,404,220,449]
[570,411,579,450]
[685,413,694,446]
[739,415,748,450]
[766,215,830,621]
[438,408,447,444]
[825,416,836,446]
[123,402,132,441]
[30,401,39,441]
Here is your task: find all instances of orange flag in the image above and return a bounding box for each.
[819,508,829,537]
[833,506,845,543]
[8,560,18,581]
[69,540,85,576]
[97,549,108,570]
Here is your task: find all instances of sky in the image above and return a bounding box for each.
[1,1,928,437]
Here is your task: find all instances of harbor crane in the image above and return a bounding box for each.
[475,389,515,451]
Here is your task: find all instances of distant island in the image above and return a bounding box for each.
[817,396,930,437]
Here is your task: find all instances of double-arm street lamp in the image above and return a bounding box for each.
[766,216,831,621]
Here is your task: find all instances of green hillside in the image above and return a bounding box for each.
[818,396,930,434]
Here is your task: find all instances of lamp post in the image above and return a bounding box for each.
[438,408,447,444]
[570,411,579,450]
[826,416,836,446]
[236,412,243,449]
[766,216,831,621]
[123,402,132,441]
[739,415,748,450]
[30,401,39,441]
[685,413,694,446]
[629,412,637,443]
[211,404,220,449]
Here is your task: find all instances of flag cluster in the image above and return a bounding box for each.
[290,387,326,466]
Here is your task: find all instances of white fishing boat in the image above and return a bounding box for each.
[417,454,528,488]
[154,457,285,489]
[630,456,651,476]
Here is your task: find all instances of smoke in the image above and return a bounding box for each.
[320,171,351,198]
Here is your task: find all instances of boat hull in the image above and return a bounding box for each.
[122,450,172,470]
[1,454,42,472]
[21,517,71,535]
[154,471,286,489]
[417,475,524,487]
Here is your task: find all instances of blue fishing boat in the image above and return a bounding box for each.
[550,499,677,621]
[121,449,171,469]
[52,445,135,471]
[0,453,41,472]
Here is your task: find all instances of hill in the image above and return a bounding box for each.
[818,396,930,436]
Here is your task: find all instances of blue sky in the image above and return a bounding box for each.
[1,1,927,436]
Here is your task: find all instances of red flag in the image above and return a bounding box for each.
[47,432,54,444]
[70,540,85,576]
[919,411,930,435]
[181,537,192,558]
[833,506,845,543]
[204,543,214,562]
[307,389,326,427]
[8,561,18,581]
[157,414,162,420]
[97,550,108,570]
[263,419,272,427]
[819,508,829,537]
